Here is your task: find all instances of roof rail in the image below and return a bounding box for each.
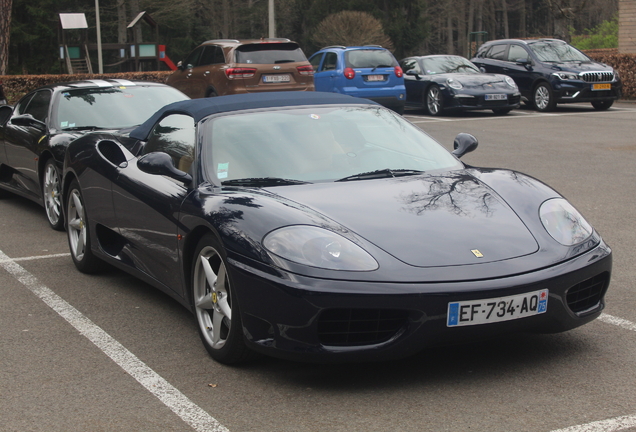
[363,45,383,48]
[321,45,346,50]
[203,39,241,44]
[261,37,291,42]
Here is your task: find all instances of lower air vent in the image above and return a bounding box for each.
[317,308,408,346]
[566,272,609,314]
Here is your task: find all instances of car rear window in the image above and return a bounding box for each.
[345,50,397,68]
[235,43,307,64]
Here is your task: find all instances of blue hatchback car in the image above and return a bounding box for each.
[309,46,406,114]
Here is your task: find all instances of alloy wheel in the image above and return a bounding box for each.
[43,162,62,229]
[427,86,442,115]
[193,246,233,351]
[67,189,87,262]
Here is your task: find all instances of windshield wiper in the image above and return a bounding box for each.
[336,169,423,182]
[371,64,392,72]
[221,177,310,187]
[62,125,108,131]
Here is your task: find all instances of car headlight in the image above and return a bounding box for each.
[446,78,463,90]
[263,225,378,271]
[552,72,579,81]
[613,69,620,81]
[539,198,593,246]
[504,76,517,88]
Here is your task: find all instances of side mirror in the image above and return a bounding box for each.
[177,61,184,70]
[405,70,421,79]
[452,133,478,158]
[137,151,192,184]
[0,105,13,126]
[11,113,46,131]
[516,58,532,67]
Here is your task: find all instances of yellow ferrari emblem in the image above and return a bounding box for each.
[471,249,484,258]
[212,292,217,304]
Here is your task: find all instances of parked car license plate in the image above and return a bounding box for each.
[366,75,386,82]
[485,94,507,100]
[263,74,291,83]
[447,289,548,327]
[592,83,611,91]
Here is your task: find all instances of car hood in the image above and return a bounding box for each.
[546,61,614,73]
[438,73,512,91]
[267,171,539,267]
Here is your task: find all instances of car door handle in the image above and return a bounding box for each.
[204,71,210,75]
[186,73,192,78]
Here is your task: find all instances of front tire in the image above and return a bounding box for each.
[532,83,556,112]
[591,100,614,111]
[424,85,443,116]
[42,160,64,231]
[66,179,103,273]
[192,233,252,364]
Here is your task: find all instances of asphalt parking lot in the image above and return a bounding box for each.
[1,102,635,432]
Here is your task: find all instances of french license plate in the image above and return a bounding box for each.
[485,94,507,100]
[263,74,291,83]
[447,289,548,327]
[367,75,386,82]
[592,83,611,91]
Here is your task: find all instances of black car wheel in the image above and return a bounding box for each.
[425,85,443,116]
[191,233,253,364]
[66,179,103,273]
[591,100,614,111]
[42,160,64,231]
[532,83,556,112]
[492,108,512,115]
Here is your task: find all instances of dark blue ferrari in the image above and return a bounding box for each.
[62,92,611,364]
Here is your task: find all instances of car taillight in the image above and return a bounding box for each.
[394,66,403,78]
[344,67,355,79]
[225,67,257,79]
[297,65,314,76]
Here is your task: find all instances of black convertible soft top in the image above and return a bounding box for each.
[129,91,378,141]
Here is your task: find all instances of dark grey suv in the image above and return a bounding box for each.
[471,38,621,112]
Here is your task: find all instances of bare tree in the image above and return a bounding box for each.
[313,11,393,49]
[0,0,12,75]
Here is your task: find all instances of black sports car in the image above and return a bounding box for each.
[0,80,187,229]
[400,55,521,115]
[62,92,611,364]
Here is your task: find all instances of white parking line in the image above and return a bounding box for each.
[549,414,636,432]
[0,249,229,432]
[0,252,70,263]
[599,313,636,332]
[547,313,636,432]
[404,107,636,124]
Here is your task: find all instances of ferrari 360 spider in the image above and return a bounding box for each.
[62,92,611,364]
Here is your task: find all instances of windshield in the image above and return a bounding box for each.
[54,85,187,130]
[203,106,461,184]
[529,41,590,62]
[345,50,397,68]
[421,56,480,74]
[235,43,307,64]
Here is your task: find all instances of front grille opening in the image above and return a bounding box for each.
[317,308,408,347]
[581,72,614,83]
[566,272,609,314]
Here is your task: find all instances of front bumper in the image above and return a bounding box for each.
[229,240,612,362]
[445,92,521,112]
[553,80,622,103]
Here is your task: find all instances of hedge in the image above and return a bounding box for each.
[1,53,635,104]
[0,71,172,105]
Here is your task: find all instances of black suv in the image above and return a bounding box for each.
[471,38,621,111]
